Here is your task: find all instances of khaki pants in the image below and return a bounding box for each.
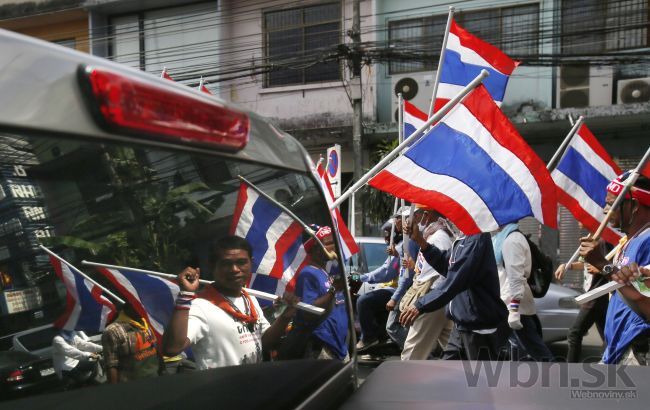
[401,308,452,360]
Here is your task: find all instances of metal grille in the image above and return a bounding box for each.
[558,205,587,288]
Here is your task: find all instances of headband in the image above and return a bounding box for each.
[607,171,650,207]
[304,225,332,252]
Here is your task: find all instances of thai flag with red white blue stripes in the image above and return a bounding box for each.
[551,124,623,245]
[95,266,179,344]
[370,85,557,234]
[315,163,359,261]
[51,255,116,332]
[229,182,309,297]
[434,19,519,113]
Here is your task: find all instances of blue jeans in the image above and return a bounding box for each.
[386,307,408,350]
[356,288,393,342]
[510,314,554,361]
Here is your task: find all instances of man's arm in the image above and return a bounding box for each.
[262,293,299,349]
[75,337,103,353]
[54,336,94,360]
[414,235,485,313]
[503,234,528,304]
[410,222,449,275]
[611,263,650,321]
[101,328,120,384]
[360,256,399,284]
[162,267,199,356]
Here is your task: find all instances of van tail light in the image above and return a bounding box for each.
[78,65,249,151]
[7,369,24,382]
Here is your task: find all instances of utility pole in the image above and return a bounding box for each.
[349,0,363,235]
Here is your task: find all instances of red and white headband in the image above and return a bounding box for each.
[607,171,650,206]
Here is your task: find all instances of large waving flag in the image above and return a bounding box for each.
[551,124,623,245]
[434,19,519,113]
[370,85,557,234]
[230,182,309,297]
[316,163,359,261]
[51,255,116,332]
[96,266,179,344]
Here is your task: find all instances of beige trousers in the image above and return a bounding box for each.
[401,308,452,360]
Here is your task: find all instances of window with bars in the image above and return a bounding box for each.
[109,2,219,79]
[264,2,341,87]
[562,0,649,54]
[388,4,539,75]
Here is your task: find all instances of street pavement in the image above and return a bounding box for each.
[357,326,604,384]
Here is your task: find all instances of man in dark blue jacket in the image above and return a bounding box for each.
[400,225,507,360]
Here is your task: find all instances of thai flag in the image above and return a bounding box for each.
[551,124,623,245]
[403,100,428,139]
[161,67,174,81]
[95,266,179,344]
[369,85,557,234]
[51,256,116,332]
[434,19,519,114]
[198,78,211,94]
[230,182,309,297]
[315,163,359,261]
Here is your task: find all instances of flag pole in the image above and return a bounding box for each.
[389,93,405,249]
[331,69,489,210]
[40,245,125,305]
[546,116,584,172]
[81,260,324,315]
[238,175,337,260]
[569,145,650,303]
[428,6,455,118]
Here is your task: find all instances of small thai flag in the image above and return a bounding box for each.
[551,124,623,245]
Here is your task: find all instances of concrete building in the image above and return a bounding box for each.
[0,0,89,51]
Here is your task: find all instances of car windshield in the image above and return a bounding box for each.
[0,130,348,392]
[362,242,388,273]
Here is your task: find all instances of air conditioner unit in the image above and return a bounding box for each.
[617,77,650,104]
[557,65,613,108]
[391,72,435,122]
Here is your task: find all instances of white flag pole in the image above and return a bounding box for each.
[546,116,584,172]
[568,145,650,300]
[389,93,405,249]
[81,260,324,315]
[40,245,125,305]
[331,69,490,210]
[238,175,336,260]
[428,6,455,118]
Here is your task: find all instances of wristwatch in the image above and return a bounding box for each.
[602,264,618,276]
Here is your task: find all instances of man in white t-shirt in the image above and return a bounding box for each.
[163,236,299,370]
[400,209,454,360]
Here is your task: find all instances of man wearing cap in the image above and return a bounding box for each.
[580,172,650,365]
[279,225,349,360]
[400,207,455,360]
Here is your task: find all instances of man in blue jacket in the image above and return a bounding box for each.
[400,222,508,360]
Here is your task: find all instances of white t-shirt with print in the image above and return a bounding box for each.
[415,229,453,289]
[187,295,270,370]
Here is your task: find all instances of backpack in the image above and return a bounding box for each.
[519,232,553,298]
